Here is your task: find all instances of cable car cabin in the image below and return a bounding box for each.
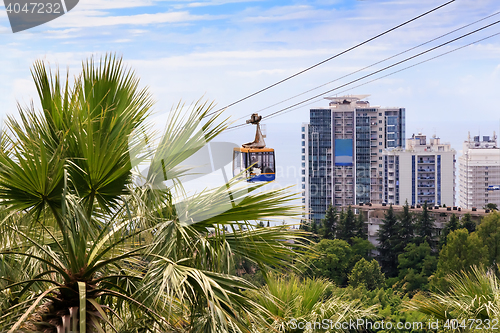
[233,148,275,182]
[234,113,275,182]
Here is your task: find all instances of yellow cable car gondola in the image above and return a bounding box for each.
[233,113,275,182]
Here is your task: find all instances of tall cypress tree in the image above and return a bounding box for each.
[439,213,459,249]
[337,205,356,244]
[460,213,476,233]
[321,205,338,240]
[299,220,310,232]
[416,202,435,249]
[377,204,399,277]
[355,211,367,239]
[310,221,319,242]
[396,201,414,254]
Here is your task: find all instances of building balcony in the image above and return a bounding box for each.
[417,200,435,204]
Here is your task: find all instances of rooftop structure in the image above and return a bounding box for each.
[458,132,500,209]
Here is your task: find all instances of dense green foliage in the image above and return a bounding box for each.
[349,258,385,290]
[293,203,500,332]
[397,242,437,294]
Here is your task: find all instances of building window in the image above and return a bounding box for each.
[485,177,488,181]
[302,156,305,160]
[379,113,382,116]
[302,148,305,153]
[379,157,382,160]
[379,135,382,138]
[302,127,305,132]
[379,128,382,131]
[379,149,382,153]
[379,142,382,146]
[302,141,305,146]
[379,164,382,168]
[302,134,305,139]
[378,120,382,124]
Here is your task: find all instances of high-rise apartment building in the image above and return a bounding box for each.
[382,133,455,206]
[458,133,500,209]
[302,95,405,223]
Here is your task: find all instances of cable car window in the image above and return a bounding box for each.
[243,152,248,169]
[234,151,241,168]
[250,153,261,169]
[263,152,271,174]
[266,152,275,173]
[233,150,241,176]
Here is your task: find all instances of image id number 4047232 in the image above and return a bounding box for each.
[5,2,62,14]
[444,319,499,330]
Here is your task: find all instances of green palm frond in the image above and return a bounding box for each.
[406,266,500,322]
[0,54,310,333]
[249,274,378,333]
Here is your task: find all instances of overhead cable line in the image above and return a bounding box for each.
[226,20,500,130]
[204,0,456,118]
[246,10,500,118]
[224,10,500,127]
[263,31,500,123]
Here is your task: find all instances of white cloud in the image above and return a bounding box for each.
[75,0,155,10]
[174,0,264,9]
[229,68,288,77]
[49,10,219,28]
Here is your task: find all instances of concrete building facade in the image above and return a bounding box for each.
[353,204,488,247]
[382,133,455,206]
[458,133,500,209]
[302,95,405,223]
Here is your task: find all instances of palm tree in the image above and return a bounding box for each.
[405,266,500,323]
[0,55,308,332]
[248,273,378,333]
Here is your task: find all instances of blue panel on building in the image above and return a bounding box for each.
[335,139,353,166]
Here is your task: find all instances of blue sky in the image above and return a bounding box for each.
[1,0,500,204]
